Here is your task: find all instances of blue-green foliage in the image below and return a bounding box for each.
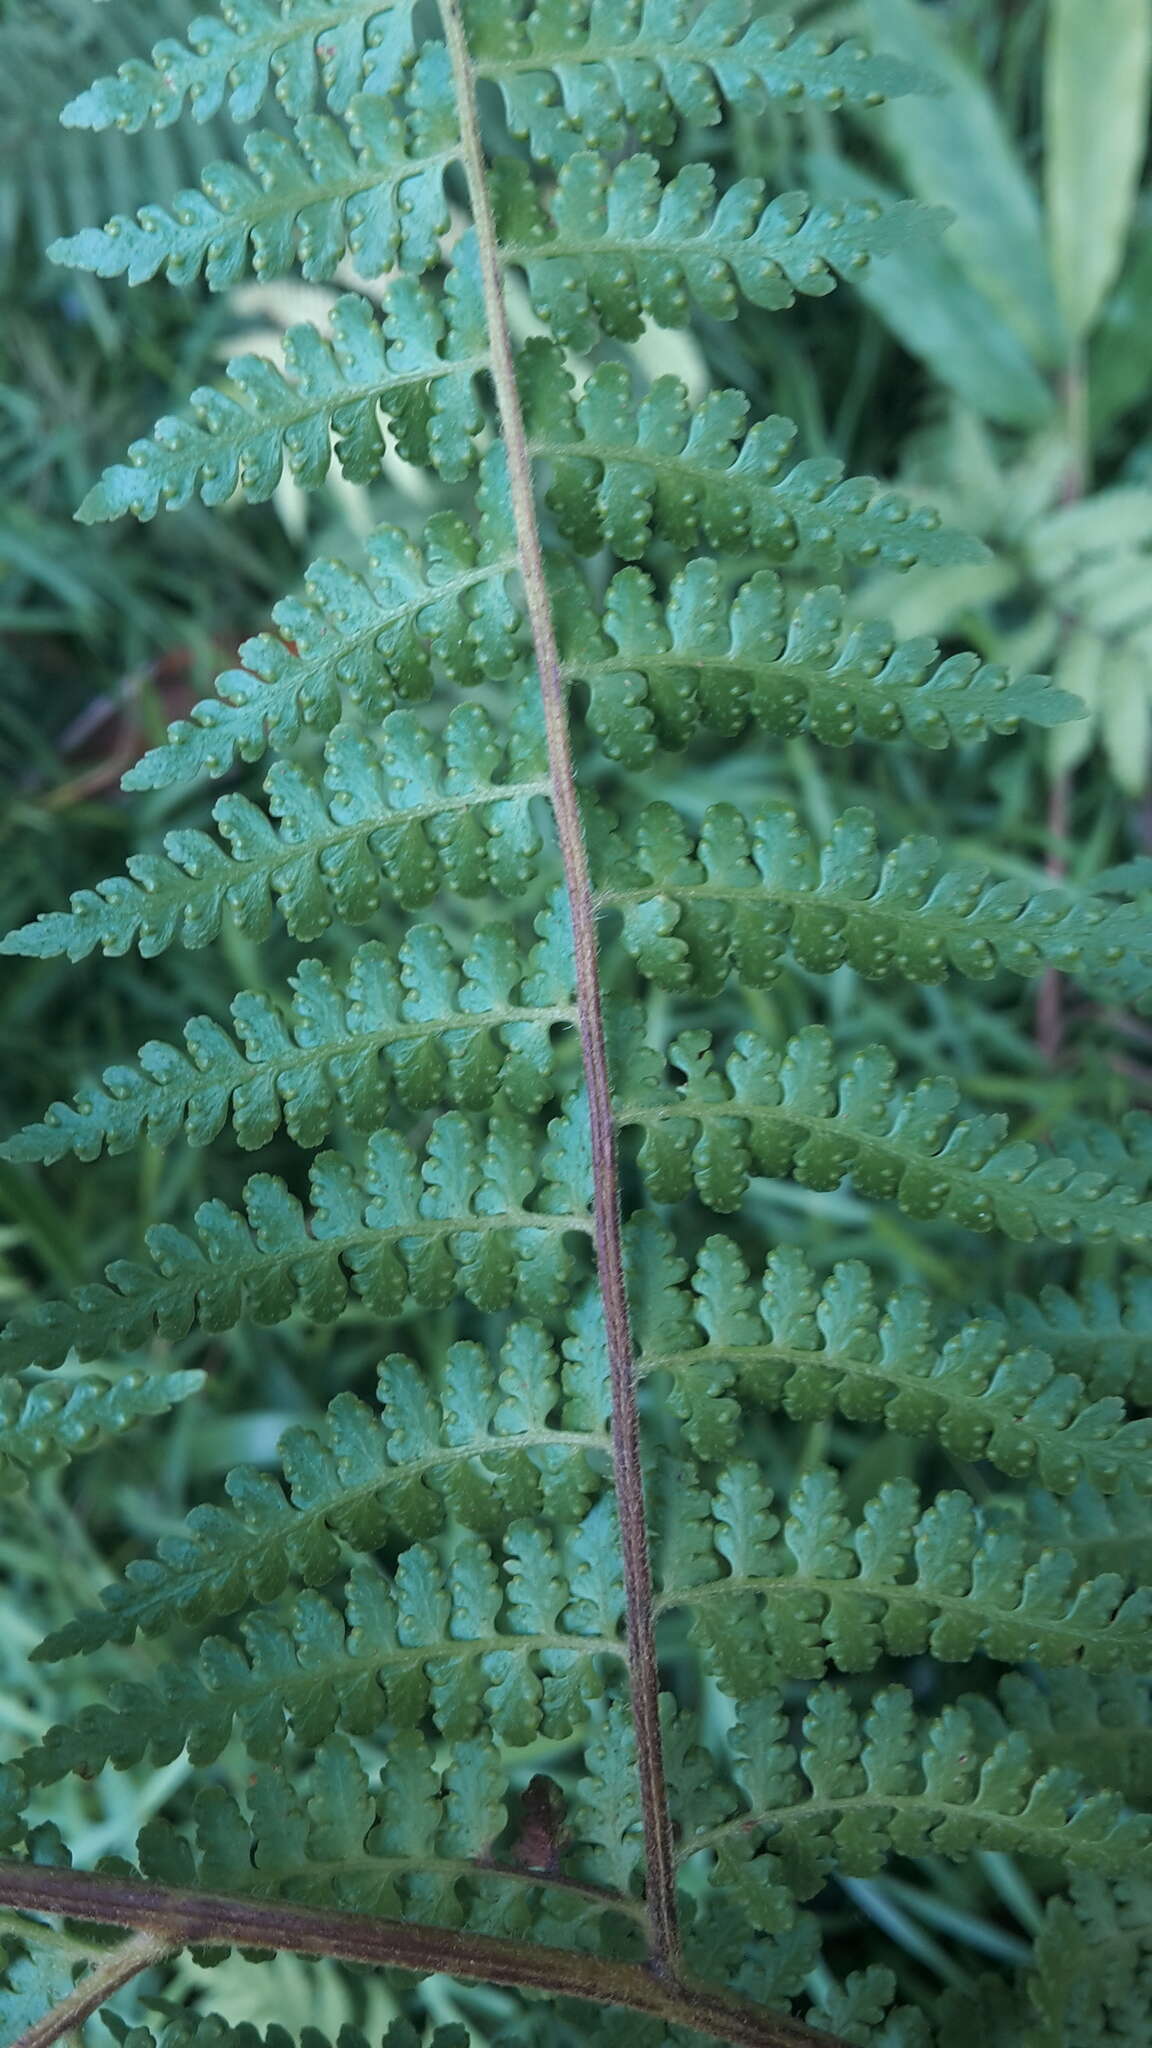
[4,0,1151,2043]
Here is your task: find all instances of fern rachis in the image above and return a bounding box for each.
[2,4,1151,2047]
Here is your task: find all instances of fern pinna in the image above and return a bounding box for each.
[2,5,1152,2046]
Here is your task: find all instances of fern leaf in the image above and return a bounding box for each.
[51,71,457,290]
[73,242,487,523]
[0,1367,203,1495]
[35,1323,608,1657]
[992,1273,1152,1403]
[99,2021,469,2048]
[617,1023,1152,1240]
[1023,1877,1152,2048]
[559,558,1074,766]
[61,0,417,131]
[595,800,1140,994]
[132,1729,635,1940]
[521,341,987,574]
[4,911,574,1161]
[673,1686,1152,1925]
[467,0,928,167]
[0,1105,594,1372]
[124,447,519,789]
[658,1462,1151,1687]
[1016,1481,1152,1586]
[621,1220,1152,1488]
[1,698,549,961]
[494,153,946,349]
[973,1671,1152,1806]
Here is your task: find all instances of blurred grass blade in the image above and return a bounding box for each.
[864,0,1065,368]
[1045,0,1152,342]
[808,154,1054,427]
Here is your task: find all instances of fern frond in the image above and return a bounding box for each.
[1016,1481,1152,1584]
[60,0,417,131]
[124,447,519,790]
[596,800,1139,995]
[560,559,1071,767]
[621,1222,1152,1486]
[74,244,487,524]
[617,1023,1152,1240]
[521,342,987,574]
[993,1274,1152,1403]
[36,1324,609,1657]
[493,153,944,349]
[667,1686,1152,1926]
[130,1728,636,1941]
[658,1462,1151,1685]
[1024,1877,1152,2048]
[51,70,457,289]
[102,2021,468,2048]
[23,1516,623,1777]
[974,1671,1152,1806]
[1,698,549,961]
[4,910,574,1161]
[0,1368,203,1495]
[0,1103,594,1372]
[468,0,927,167]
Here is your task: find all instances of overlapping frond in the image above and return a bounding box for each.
[1,695,549,960]
[615,1023,1152,1240]
[619,1219,1152,1486]
[60,0,417,130]
[658,1461,1151,1685]
[124,446,520,789]
[0,1101,594,1372]
[521,342,987,574]
[51,65,457,289]
[595,800,1139,995]
[0,1367,203,1496]
[559,557,1071,766]
[493,153,944,349]
[993,1273,1152,1402]
[975,1671,1152,1805]
[35,1324,610,1657]
[468,0,927,166]
[4,906,574,1161]
[1024,1877,1152,2048]
[75,242,488,524]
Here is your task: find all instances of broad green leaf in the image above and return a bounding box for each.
[1045,0,1152,341]
[864,0,1065,367]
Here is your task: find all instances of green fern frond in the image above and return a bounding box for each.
[103,2022,468,2048]
[124,446,520,790]
[671,1686,1152,1925]
[75,244,487,524]
[560,558,1071,767]
[975,1671,1152,1805]
[629,1225,1152,1488]
[35,1325,609,1658]
[596,800,1139,995]
[51,68,457,289]
[993,1274,1152,1402]
[468,0,928,168]
[617,1023,1152,1240]
[4,909,574,1161]
[1016,1481,1152,1584]
[658,1462,1151,1685]
[493,153,945,349]
[60,0,417,131]
[1,697,549,960]
[0,1103,594,1372]
[1024,1877,1152,2048]
[620,1219,1152,1486]
[0,1367,203,1495]
[131,1727,636,1941]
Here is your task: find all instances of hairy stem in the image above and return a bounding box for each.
[0,1863,843,2048]
[12,1929,172,2048]
[436,0,679,1979]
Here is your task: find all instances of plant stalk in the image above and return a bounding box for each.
[436,0,680,1981]
[12,1929,172,2048]
[0,1862,845,2048]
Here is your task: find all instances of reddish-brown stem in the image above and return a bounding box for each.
[436,0,679,1980]
[0,1863,843,2048]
